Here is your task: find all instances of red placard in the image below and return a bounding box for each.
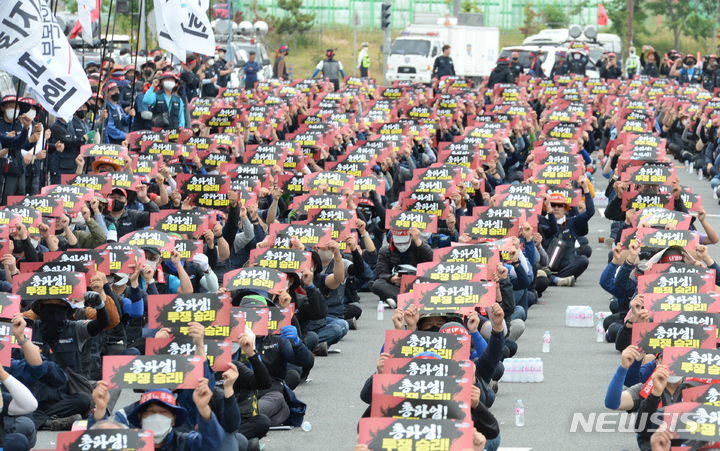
[102,355,203,389]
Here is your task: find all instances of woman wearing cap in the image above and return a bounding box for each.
[143,72,185,130]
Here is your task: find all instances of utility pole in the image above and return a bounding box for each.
[382,0,392,86]
[712,0,719,56]
[627,0,633,55]
[353,11,360,77]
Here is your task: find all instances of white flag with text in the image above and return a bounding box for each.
[0,0,91,121]
[183,0,215,56]
[0,0,43,66]
[155,0,188,61]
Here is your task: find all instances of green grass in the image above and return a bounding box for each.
[264,28,402,79]
[263,27,532,79]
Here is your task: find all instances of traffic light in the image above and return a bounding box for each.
[381,3,391,30]
[117,0,130,14]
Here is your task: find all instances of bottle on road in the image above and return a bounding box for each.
[542,331,550,353]
[596,321,605,342]
[515,399,525,426]
[377,301,384,321]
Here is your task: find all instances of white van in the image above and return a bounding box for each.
[498,44,601,78]
[522,27,623,55]
[386,23,499,84]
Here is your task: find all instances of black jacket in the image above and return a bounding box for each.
[487,62,515,89]
[375,240,434,282]
[103,202,160,239]
[432,55,455,78]
[230,356,273,419]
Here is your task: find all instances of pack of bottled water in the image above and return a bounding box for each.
[566,306,594,327]
[500,358,544,383]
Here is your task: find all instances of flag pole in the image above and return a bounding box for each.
[92,0,115,132]
[129,0,144,131]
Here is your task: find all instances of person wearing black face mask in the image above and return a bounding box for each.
[49,103,92,184]
[103,82,134,144]
[30,294,109,431]
[103,187,161,239]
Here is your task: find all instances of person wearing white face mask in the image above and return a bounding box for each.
[371,226,433,309]
[17,97,47,196]
[140,247,193,295]
[143,71,185,130]
[199,55,219,98]
[214,46,233,88]
[89,384,226,451]
[0,95,43,205]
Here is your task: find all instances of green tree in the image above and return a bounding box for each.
[273,0,315,53]
[461,0,481,13]
[519,2,540,38]
[539,3,567,29]
[603,0,649,50]
[684,0,718,53]
[645,0,698,51]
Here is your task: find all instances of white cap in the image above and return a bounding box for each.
[114,273,130,286]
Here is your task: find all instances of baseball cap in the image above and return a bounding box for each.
[439,321,469,336]
[111,187,128,198]
[240,294,269,308]
[113,273,130,286]
[659,247,684,263]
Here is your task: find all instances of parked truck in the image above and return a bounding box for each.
[385,19,500,85]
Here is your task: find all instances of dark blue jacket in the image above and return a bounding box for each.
[244,61,261,83]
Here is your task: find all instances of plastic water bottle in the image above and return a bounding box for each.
[515,400,525,426]
[597,321,605,342]
[537,359,544,382]
[376,301,384,321]
[542,331,550,353]
[301,421,312,432]
[699,169,704,180]
[519,359,527,383]
[506,359,516,382]
[685,160,690,172]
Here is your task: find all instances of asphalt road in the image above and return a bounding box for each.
[35,163,720,450]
